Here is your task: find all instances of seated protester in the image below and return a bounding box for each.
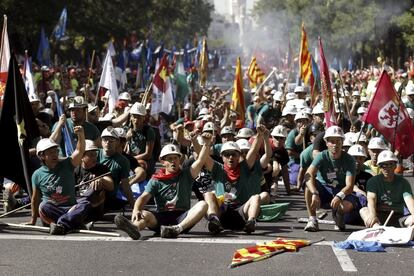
[29,127,87,235]
[50,96,101,155]
[86,103,130,133]
[304,126,359,232]
[269,125,290,196]
[203,125,272,234]
[360,150,414,228]
[126,102,156,180]
[114,137,212,240]
[285,111,310,190]
[212,126,236,159]
[74,140,114,221]
[296,123,324,192]
[347,145,373,209]
[98,127,133,209]
[364,137,388,176]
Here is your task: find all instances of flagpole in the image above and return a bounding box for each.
[335,71,354,128]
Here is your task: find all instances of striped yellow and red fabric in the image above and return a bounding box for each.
[247,56,265,88]
[299,23,312,85]
[198,36,208,87]
[231,57,245,124]
[230,239,310,268]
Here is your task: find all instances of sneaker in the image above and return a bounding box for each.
[332,208,345,231]
[49,223,66,235]
[207,215,223,235]
[114,214,141,240]
[243,219,256,234]
[304,219,319,232]
[3,189,17,212]
[160,225,180,239]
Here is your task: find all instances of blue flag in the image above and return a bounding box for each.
[183,42,191,71]
[53,7,67,40]
[37,27,51,66]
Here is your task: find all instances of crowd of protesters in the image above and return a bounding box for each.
[1,55,414,239]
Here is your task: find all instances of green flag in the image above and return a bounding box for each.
[174,60,189,102]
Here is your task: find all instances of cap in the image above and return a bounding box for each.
[348,144,367,158]
[119,92,131,101]
[220,141,241,153]
[368,137,387,150]
[130,102,146,116]
[271,125,288,138]
[36,138,59,155]
[377,150,398,165]
[324,126,345,139]
[85,140,98,151]
[160,144,182,159]
[236,139,251,150]
[68,96,87,109]
[236,128,254,139]
[101,127,119,139]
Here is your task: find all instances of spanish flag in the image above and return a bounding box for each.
[231,57,245,124]
[247,56,265,88]
[299,23,312,85]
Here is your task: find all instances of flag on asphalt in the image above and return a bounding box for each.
[247,56,265,88]
[362,70,414,158]
[53,7,67,40]
[0,54,40,196]
[318,37,336,127]
[230,57,245,124]
[299,24,313,85]
[36,27,51,66]
[0,15,11,106]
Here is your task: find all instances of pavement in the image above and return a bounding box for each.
[0,175,414,275]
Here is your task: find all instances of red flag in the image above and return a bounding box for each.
[0,15,11,106]
[362,71,414,158]
[318,37,336,127]
[153,54,168,92]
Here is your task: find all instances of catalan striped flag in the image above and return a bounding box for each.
[198,36,208,87]
[247,56,265,88]
[299,23,312,85]
[231,57,245,124]
[229,239,310,268]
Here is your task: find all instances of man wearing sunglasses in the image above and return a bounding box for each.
[360,150,414,228]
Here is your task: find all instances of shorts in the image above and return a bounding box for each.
[316,181,361,224]
[288,161,300,186]
[148,210,189,233]
[220,204,247,230]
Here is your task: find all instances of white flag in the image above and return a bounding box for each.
[0,15,11,98]
[161,77,173,114]
[24,56,35,96]
[99,50,118,114]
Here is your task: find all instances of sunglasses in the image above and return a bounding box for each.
[379,162,396,169]
[222,151,239,158]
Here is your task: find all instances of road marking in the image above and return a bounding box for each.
[0,234,131,242]
[331,243,358,272]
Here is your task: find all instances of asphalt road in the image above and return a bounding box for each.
[0,175,413,275]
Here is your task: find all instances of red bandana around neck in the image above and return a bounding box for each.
[152,168,181,181]
[224,163,241,182]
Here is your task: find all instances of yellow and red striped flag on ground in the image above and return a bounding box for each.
[299,23,312,85]
[230,57,245,125]
[247,56,265,88]
[229,238,311,268]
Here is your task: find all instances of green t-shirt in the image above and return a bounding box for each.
[32,158,76,206]
[311,150,356,189]
[404,101,414,110]
[285,128,302,163]
[145,167,194,211]
[212,160,262,205]
[97,149,130,196]
[367,174,413,214]
[300,144,314,169]
[127,126,155,157]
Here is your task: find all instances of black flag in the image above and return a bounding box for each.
[0,54,39,196]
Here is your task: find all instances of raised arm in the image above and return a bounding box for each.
[260,128,272,168]
[190,133,213,179]
[70,126,85,167]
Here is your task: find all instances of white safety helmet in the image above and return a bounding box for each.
[101,127,119,139]
[323,126,345,139]
[236,139,251,151]
[198,107,210,117]
[220,126,235,136]
[352,90,360,97]
[119,92,131,101]
[201,96,209,102]
[406,108,414,119]
[343,136,354,147]
[114,127,127,139]
[160,144,182,159]
[40,108,54,117]
[368,137,388,150]
[348,144,367,158]
[294,86,306,93]
[357,106,368,115]
[352,133,367,143]
[282,105,297,116]
[271,125,288,138]
[377,150,398,165]
[406,85,414,96]
[294,111,309,122]
[273,91,283,102]
[184,103,192,110]
[130,102,146,116]
[202,122,215,133]
[360,96,369,103]
[68,96,87,109]
[285,93,296,101]
[220,141,241,154]
[85,140,98,151]
[36,138,59,156]
[236,128,255,139]
[312,104,324,115]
